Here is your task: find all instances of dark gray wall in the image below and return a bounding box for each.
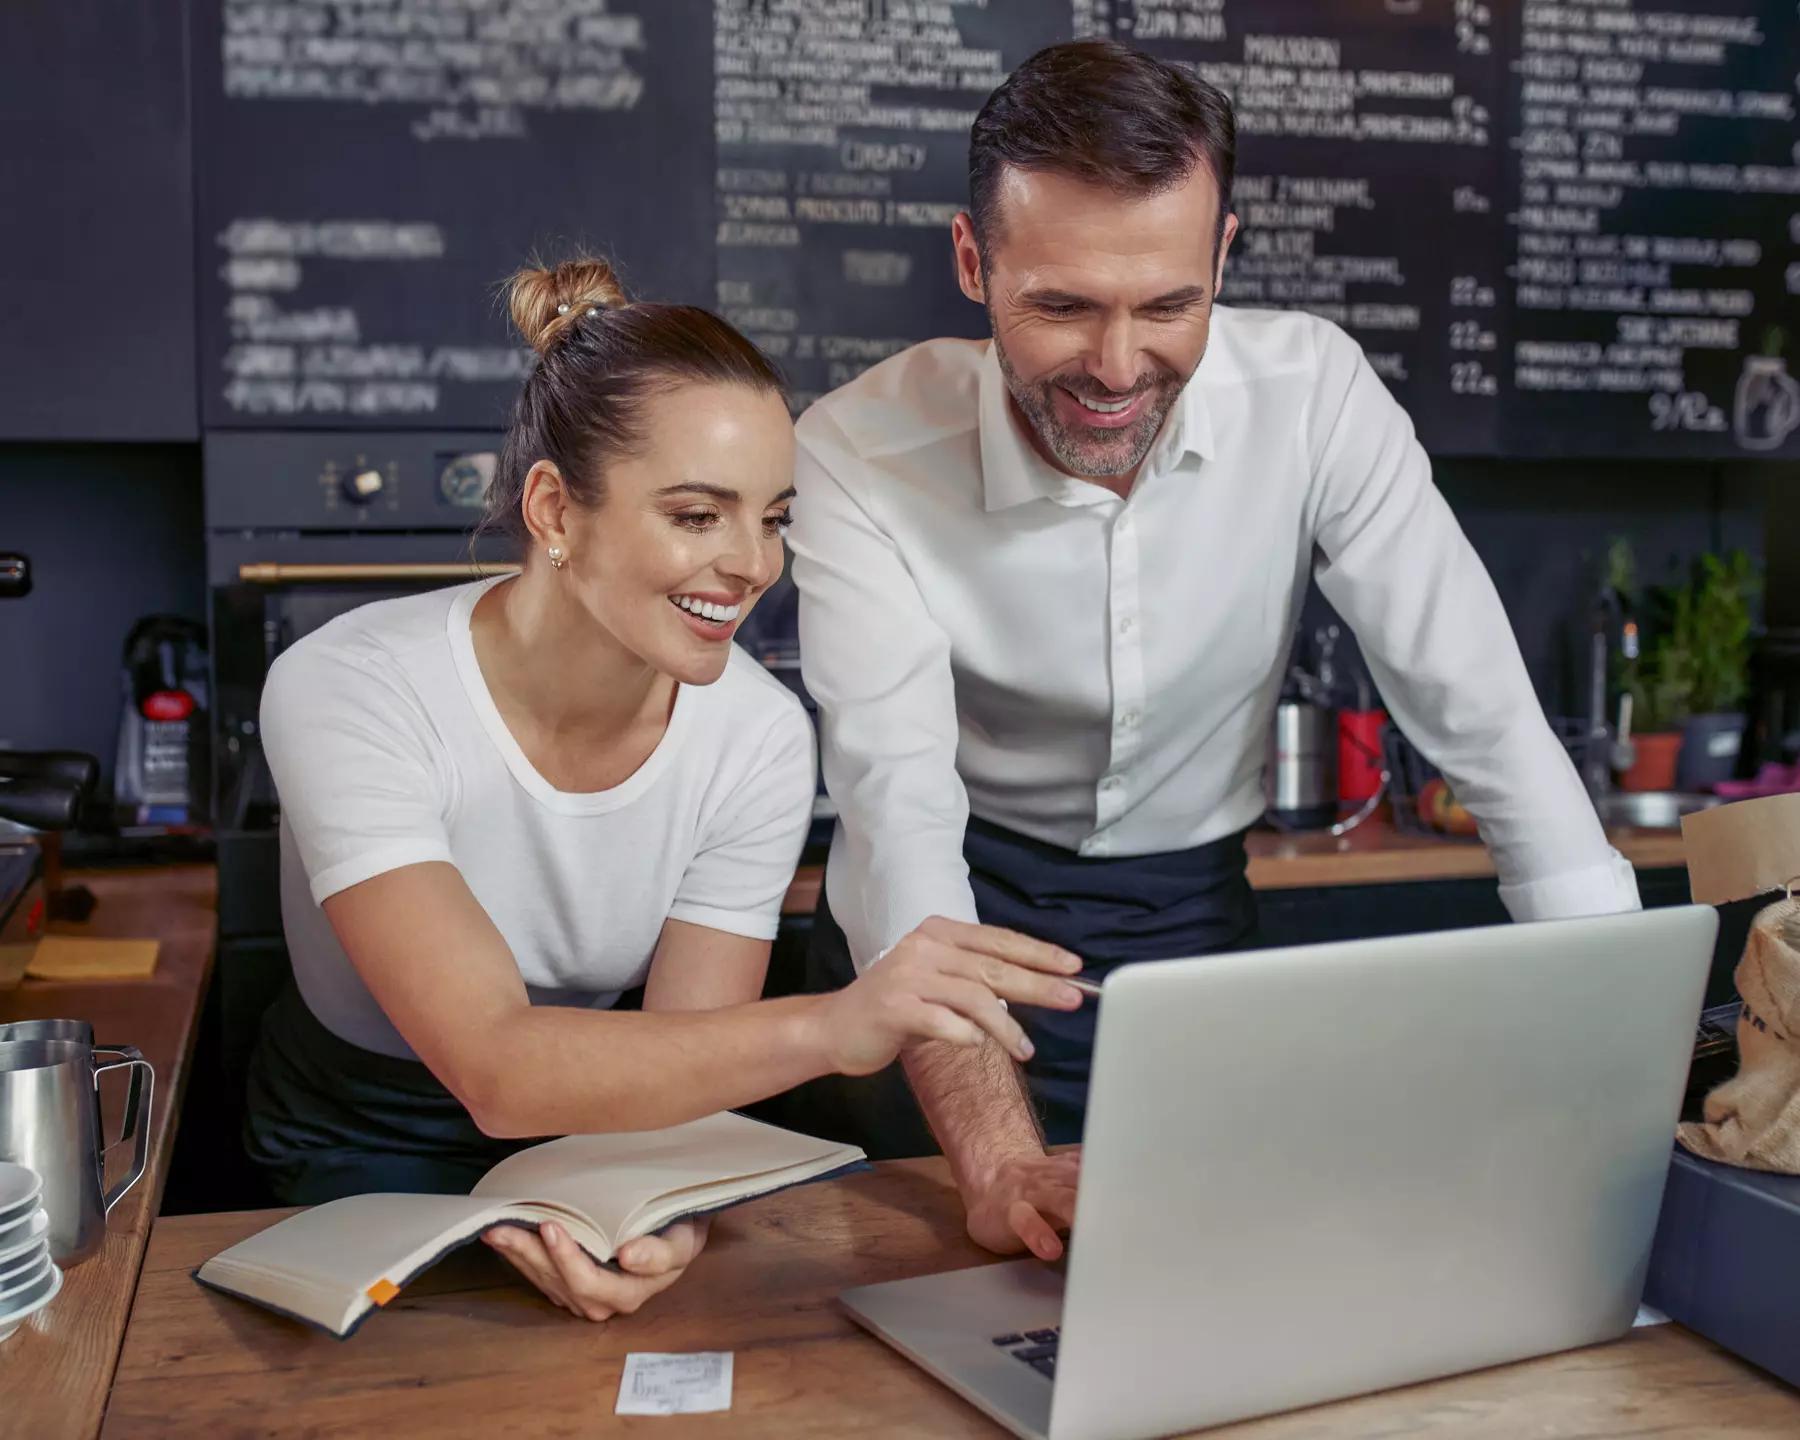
[1766,477,1800,630]
[1303,459,1782,721]
[0,440,1780,797]
[0,445,205,788]
[0,4,196,440]
[1440,458,1771,710]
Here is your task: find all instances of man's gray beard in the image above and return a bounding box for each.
[991,329,1184,480]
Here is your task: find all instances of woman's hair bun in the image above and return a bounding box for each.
[506,256,630,356]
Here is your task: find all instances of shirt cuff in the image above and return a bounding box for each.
[1496,849,1642,923]
[851,869,980,973]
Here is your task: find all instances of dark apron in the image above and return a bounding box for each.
[244,982,540,1204]
[793,816,1259,1156]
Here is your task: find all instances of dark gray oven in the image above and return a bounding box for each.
[205,431,518,942]
[176,432,519,1209]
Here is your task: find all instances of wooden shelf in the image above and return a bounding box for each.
[782,820,1687,913]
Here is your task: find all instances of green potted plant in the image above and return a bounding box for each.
[1672,549,1760,789]
[1610,543,1760,792]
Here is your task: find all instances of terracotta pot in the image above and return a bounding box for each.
[1618,731,1681,792]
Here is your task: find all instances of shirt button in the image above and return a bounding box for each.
[1102,776,1121,793]
[1118,616,1134,635]
[1122,710,1140,728]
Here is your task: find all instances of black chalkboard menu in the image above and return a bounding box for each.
[1081,0,1510,455]
[189,0,1800,459]
[1501,0,1800,458]
[192,0,715,431]
[713,0,1072,412]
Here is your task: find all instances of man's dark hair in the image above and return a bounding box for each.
[968,39,1236,260]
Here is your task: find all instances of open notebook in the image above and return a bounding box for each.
[196,1111,866,1338]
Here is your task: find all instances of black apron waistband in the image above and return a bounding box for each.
[961,817,1258,1141]
[962,815,1258,971]
[795,818,1261,1154]
[244,981,534,1203]
[272,980,454,1091]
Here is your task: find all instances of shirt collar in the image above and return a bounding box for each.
[977,341,1215,513]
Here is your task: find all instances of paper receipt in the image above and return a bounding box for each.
[615,1352,734,1416]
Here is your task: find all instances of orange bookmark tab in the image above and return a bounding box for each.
[366,1279,401,1307]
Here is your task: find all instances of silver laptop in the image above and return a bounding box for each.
[841,905,1717,1440]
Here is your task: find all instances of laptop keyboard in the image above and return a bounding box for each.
[991,1327,1060,1378]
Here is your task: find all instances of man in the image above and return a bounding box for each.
[785,41,1638,1264]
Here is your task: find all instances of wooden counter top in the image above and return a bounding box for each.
[109,1154,1798,1438]
[0,866,217,1440]
[1243,818,1689,889]
[783,820,1689,912]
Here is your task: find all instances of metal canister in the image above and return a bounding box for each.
[1267,700,1340,830]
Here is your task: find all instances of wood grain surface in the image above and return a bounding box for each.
[0,867,216,1440]
[106,1153,1798,1439]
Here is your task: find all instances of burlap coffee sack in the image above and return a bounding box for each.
[1679,896,1800,1173]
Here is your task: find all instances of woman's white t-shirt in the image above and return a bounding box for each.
[259,578,816,1059]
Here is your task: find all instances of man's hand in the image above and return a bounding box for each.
[483,1217,710,1322]
[963,1150,1081,1261]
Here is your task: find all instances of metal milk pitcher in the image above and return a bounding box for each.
[0,1037,153,1265]
[0,1019,147,1142]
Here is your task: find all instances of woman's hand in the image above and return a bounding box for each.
[483,1217,710,1322]
[813,916,1086,1076]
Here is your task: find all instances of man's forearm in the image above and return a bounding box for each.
[902,1035,1044,1196]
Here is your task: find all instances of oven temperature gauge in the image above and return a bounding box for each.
[439,452,498,509]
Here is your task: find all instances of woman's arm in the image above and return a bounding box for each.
[326,863,825,1136]
[641,917,773,1013]
[477,922,766,1319]
[324,860,1083,1140]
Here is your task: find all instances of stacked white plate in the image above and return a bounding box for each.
[0,1160,62,1344]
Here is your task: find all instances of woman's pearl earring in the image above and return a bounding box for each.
[547,545,567,570]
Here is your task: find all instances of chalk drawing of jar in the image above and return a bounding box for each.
[1733,355,1800,451]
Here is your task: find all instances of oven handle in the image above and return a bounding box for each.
[237,562,521,584]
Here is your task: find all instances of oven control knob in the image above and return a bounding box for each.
[342,468,386,504]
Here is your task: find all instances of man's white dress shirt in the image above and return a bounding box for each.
[787,307,1639,969]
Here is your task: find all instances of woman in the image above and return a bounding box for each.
[245,256,1085,1322]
